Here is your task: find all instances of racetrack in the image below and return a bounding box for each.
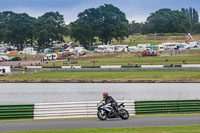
[1,115,200,132]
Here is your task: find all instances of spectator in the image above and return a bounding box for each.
[67,55,71,61]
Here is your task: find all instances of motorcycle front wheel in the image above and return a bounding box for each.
[97,109,107,120]
[119,109,129,120]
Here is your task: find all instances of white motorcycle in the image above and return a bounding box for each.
[97,100,129,120]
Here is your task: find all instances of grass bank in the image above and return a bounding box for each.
[6,126,200,133]
[1,71,200,82]
[64,34,200,46]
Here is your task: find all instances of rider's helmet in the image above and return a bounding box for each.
[103,92,108,99]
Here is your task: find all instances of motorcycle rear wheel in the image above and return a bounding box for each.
[119,109,129,120]
[97,110,107,120]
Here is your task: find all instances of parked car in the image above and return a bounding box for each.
[11,56,22,61]
[0,56,11,61]
[0,57,5,62]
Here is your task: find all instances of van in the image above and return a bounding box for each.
[43,54,57,61]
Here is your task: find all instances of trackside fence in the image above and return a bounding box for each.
[34,100,135,119]
[0,104,34,120]
[135,100,200,114]
[1,100,200,120]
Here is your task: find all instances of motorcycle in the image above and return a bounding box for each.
[97,100,129,120]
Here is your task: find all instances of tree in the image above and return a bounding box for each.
[143,8,190,33]
[0,11,37,50]
[98,4,129,44]
[69,4,129,49]
[69,19,93,49]
[181,7,199,25]
[192,23,200,33]
[35,12,67,49]
[129,21,142,34]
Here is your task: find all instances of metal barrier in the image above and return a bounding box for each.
[34,100,135,119]
[0,104,34,120]
[135,100,200,114]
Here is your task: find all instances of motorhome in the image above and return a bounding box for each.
[162,43,181,50]
[137,44,151,50]
[96,45,114,53]
[128,46,143,52]
[114,45,128,52]
[188,41,198,47]
[19,47,37,55]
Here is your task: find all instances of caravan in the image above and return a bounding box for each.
[114,45,128,52]
[162,43,181,50]
[128,46,143,52]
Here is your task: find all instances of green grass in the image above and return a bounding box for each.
[5,126,200,133]
[2,71,200,81]
[43,53,200,66]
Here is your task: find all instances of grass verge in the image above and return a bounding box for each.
[43,54,200,66]
[5,126,200,133]
[1,71,200,82]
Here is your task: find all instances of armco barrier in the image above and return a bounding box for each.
[34,100,135,119]
[17,64,200,70]
[62,66,81,69]
[26,66,42,69]
[182,64,200,68]
[135,100,200,114]
[141,65,164,68]
[0,104,34,120]
[100,65,121,69]
[81,66,101,68]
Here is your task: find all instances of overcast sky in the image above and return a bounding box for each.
[0,0,199,24]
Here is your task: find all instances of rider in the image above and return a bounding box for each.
[103,92,118,114]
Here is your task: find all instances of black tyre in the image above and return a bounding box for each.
[119,109,129,120]
[97,109,107,120]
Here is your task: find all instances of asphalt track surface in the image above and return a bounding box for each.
[1,115,200,132]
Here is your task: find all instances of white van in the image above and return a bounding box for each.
[43,54,57,61]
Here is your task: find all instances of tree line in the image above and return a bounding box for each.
[0,5,199,50]
[129,7,200,34]
[0,11,67,50]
